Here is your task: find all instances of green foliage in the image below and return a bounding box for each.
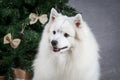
[0,0,76,79]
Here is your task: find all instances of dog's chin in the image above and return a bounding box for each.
[52,46,69,53]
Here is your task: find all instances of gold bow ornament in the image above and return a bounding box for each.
[3,33,21,49]
[29,13,48,25]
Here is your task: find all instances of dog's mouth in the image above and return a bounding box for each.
[53,46,68,52]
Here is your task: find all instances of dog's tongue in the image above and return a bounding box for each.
[53,47,60,52]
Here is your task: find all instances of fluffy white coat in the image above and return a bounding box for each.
[33,8,100,80]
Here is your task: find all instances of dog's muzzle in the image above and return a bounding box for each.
[51,40,68,52]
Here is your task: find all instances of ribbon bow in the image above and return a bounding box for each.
[29,13,48,25]
[4,33,21,49]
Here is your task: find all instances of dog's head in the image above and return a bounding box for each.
[47,8,83,53]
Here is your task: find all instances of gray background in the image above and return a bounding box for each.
[68,0,120,80]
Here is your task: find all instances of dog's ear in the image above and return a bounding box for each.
[74,14,82,28]
[49,8,58,22]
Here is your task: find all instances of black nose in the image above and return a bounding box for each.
[51,40,58,46]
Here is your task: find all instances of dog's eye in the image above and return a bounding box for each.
[64,33,69,37]
[53,31,56,35]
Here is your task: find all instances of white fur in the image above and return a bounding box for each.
[33,8,100,80]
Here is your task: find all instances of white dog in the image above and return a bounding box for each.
[33,8,100,80]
